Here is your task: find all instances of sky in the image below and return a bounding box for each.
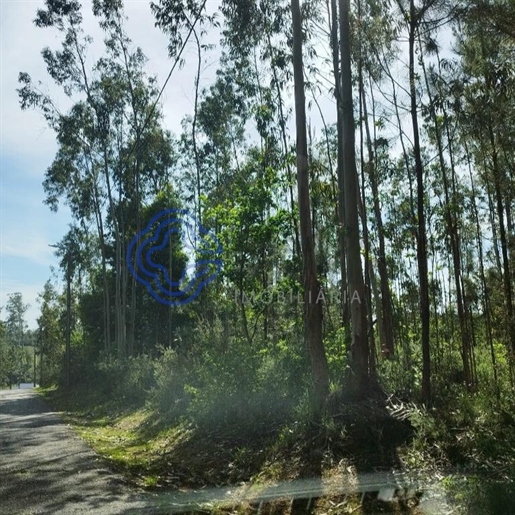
[0,0,347,333]
[0,0,337,330]
[0,0,225,329]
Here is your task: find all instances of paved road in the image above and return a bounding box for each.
[0,389,160,514]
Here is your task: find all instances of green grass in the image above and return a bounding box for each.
[39,385,477,513]
[39,387,164,486]
[39,386,319,488]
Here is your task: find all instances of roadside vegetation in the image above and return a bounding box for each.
[3,0,515,512]
[40,343,515,512]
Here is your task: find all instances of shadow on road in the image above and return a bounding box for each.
[0,390,161,514]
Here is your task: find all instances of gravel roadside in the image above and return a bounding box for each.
[0,389,161,514]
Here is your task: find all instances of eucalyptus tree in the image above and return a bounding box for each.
[153,0,311,348]
[354,0,398,359]
[50,225,89,384]
[336,0,370,394]
[131,186,189,353]
[152,0,218,224]
[153,1,268,356]
[180,69,256,345]
[455,7,515,360]
[389,0,455,405]
[94,0,180,357]
[19,0,175,358]
[36,280,63,386]
[212,0,306,346]
[4,293,29,349]
[322,0,396,383]
[291,0,330,406]
[216,0,303,261]
[418,38,475,388]
[3,293,29,386]
[325,0,351,338]
[194,72,249,211]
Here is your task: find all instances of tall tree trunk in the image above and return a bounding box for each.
[328,0,351,338]
[291,0,330,407]
[430,239,441,376]
[420,42,472,388]
[339,0,369,395]
[361,74,395,358]
[120,28,140,357]
[65,253,71,386]
[90,174,111,353]
[102,147,124,359]
[358,60,376,377]
[408,3,431,406]
[128,169,139,357]
[73,38,112,354]
[189,22,203,224]
[488,124,515,355]
[465,142,499,396]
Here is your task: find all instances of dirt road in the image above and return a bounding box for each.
[0,389,159,514]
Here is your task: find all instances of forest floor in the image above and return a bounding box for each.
[39,386,515,514]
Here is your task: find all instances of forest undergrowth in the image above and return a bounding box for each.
[39,345,515,513]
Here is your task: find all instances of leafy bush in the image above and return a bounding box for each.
[149,347,190,422]
[87,354,155,406]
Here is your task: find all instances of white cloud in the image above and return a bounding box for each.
[1,239,54,267]
[0,0,223,331]
[1,0,222,168]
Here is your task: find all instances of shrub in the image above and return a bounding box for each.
[149,347,190,421]
[86,354,155,406]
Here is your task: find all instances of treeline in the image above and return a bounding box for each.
[0,293,35,386]
[14,0,515,421]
